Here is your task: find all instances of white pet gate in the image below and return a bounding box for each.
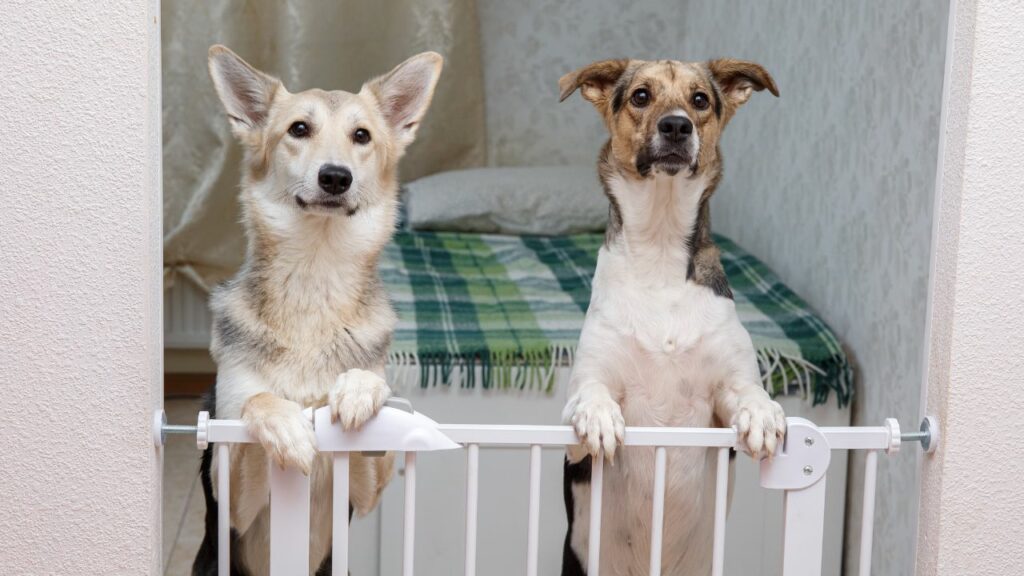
[153,401,937,576]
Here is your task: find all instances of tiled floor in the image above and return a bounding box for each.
[163,397,206,575]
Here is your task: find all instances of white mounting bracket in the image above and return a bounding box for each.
[918,415,940,454]
[760,417,831,490]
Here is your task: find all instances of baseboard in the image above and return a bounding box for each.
[165,372,215,398]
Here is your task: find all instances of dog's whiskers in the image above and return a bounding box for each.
[284,181,309,198]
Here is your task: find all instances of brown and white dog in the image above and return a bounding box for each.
[192,45,443,576]
[558,59,786,575]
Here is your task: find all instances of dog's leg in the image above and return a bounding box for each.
[194,388,224,576]
[561,455,592,576]
[563,377,625,464]
[563,315,628,463]
[711,322,786,459]
[328,365,391,430]
[561,317,627,575]
[242,392,318,474]
[346,450,396,517]
[213,364,317,475]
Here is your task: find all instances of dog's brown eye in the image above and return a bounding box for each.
[630,88,651,108]
[288,121,310,138]
[353,128,371,145]
[692,92,710,111]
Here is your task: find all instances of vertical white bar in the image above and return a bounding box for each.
[269,463,311,576]
[465,444,479,576]
[649,447,667,576]
[858,451,879,576]
[527,445,542,576]
[217,444,230,576]
[588,454,604,574]
[780,477,828,576]
[712,447,729,576]
[332,452,351,576]
[404,452,417,576]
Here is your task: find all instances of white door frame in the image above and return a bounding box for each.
[916,0,1024,573]
[0,0,163,574]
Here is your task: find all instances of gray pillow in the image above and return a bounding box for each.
[404,166,608,235]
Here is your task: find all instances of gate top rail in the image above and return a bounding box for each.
[153,405,938,455]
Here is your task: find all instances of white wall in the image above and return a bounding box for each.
[0,1,164,574]
[917,0,1024,573]
[478,1,948,573]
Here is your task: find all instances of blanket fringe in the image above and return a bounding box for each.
[755,346,853,407]
[386,345,852,407]
[386,345,575,395]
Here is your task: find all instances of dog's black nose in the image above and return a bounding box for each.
[657,116,693,142]
[317,164,352,195]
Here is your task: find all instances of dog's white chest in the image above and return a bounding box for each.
[637,284,718,355]
[599,269,729,353]
[586,249,738,433]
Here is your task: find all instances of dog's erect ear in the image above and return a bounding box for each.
[364,51,444,150]
[208,45,281,138]
[558,59,630,109]
[707,59,778,121]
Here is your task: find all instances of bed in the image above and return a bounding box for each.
[380,230,852,407]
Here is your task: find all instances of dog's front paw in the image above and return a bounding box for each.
[732,394,786,460]
[243,398,317,475]
[569,395,625,463]
[330,368,391,430]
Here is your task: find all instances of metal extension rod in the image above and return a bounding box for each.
[153,408,940,454]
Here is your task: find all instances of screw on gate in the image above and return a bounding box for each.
[902,416,940,454]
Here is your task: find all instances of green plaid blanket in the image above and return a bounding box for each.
[380,231,852,407]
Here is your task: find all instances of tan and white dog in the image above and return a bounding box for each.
[558,59,786,575]
[192,45,443,576]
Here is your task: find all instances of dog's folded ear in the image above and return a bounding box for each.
[208,45,281,140]
[364,52,444,152]
[707,59,778,123]
[558,59,630,109]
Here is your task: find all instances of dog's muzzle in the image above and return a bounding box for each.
[295,164,360,215]
[636,115,698,177]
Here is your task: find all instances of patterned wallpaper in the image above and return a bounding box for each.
[478,0,950,573]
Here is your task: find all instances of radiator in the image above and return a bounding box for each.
[153,406,938,576]
[164,279,212,349]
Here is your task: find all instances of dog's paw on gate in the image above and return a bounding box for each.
[733,396,787,460]
[567,393,626,463]
[243,395,318,474]
[330,368,391,431]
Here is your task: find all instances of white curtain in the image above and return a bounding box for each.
[162,0,486,289]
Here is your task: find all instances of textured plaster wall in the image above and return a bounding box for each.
[0,1,163,574]
[917,0,1024,574]
[478,1,948,572]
